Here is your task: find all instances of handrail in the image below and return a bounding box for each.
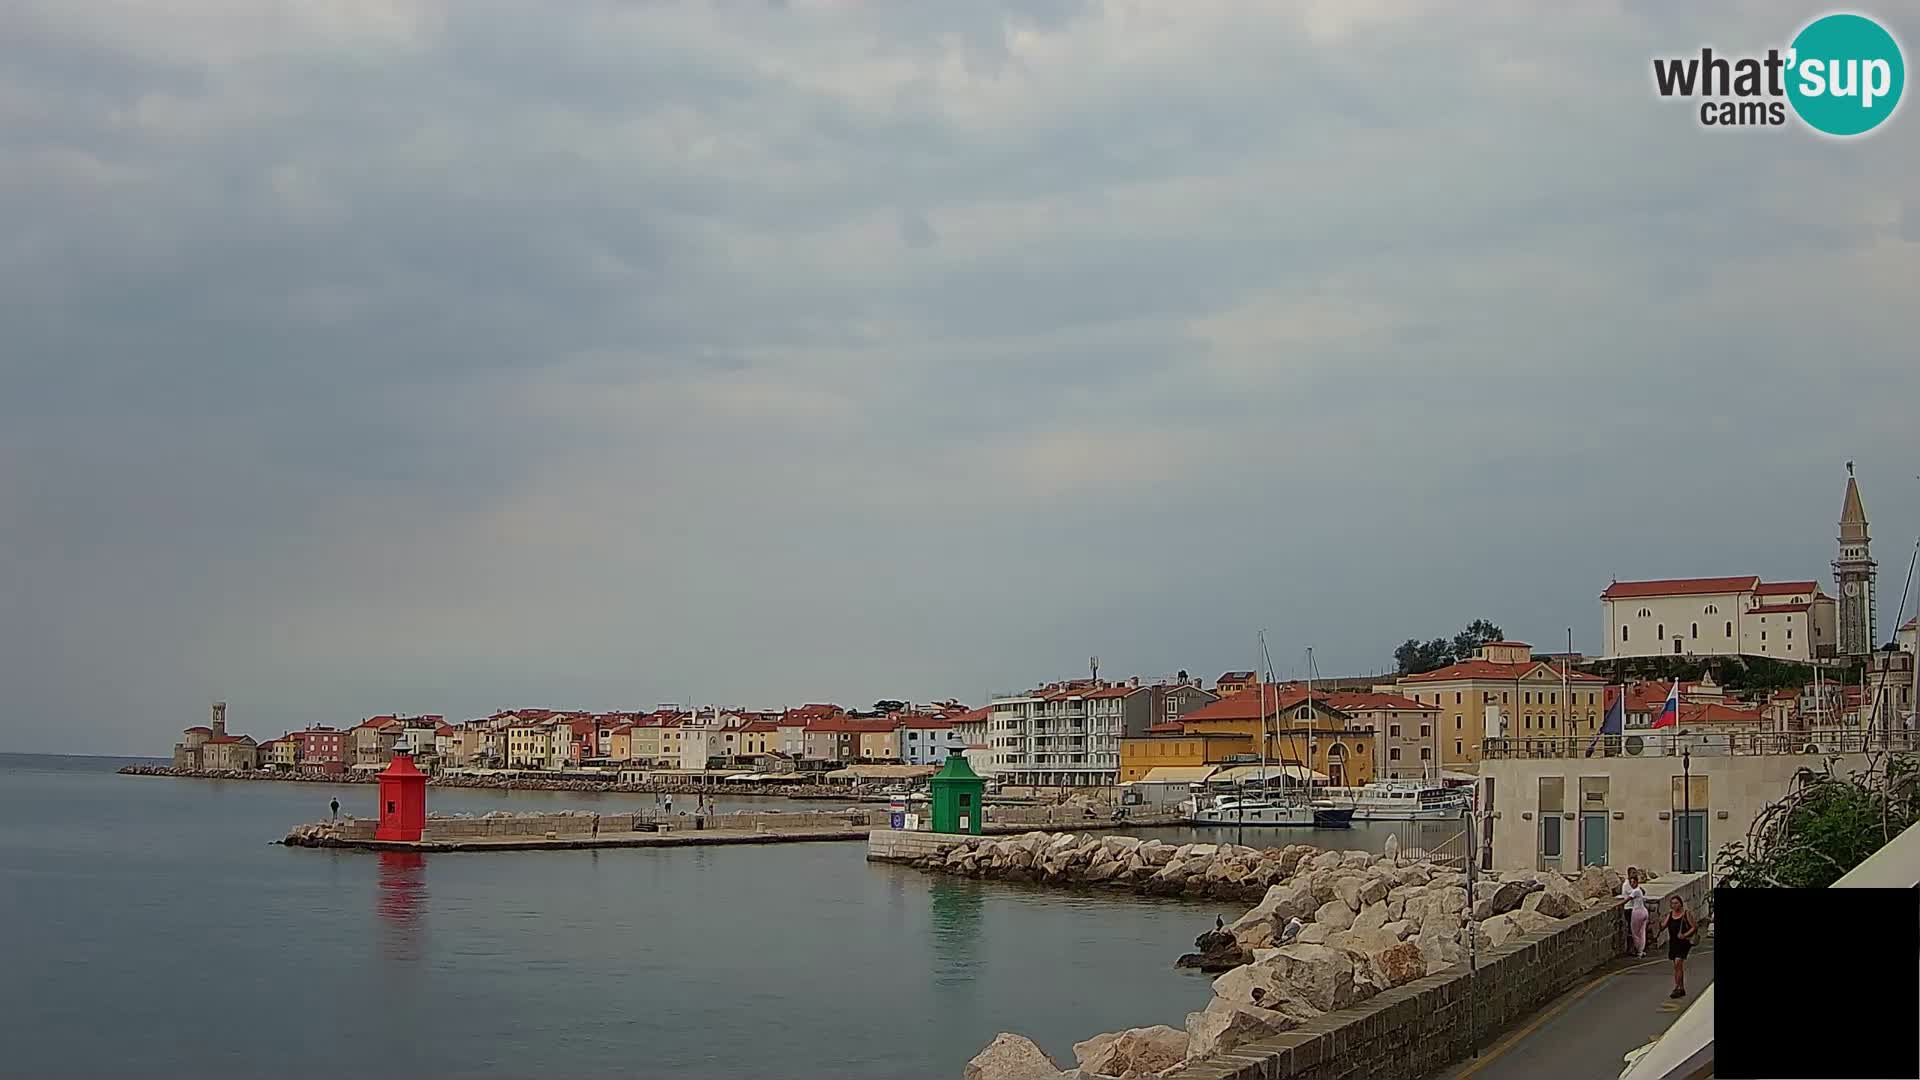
[1484,729,1919,760]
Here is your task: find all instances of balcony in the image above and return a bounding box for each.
[1482,729,1917,760]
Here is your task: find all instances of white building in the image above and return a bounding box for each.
[897,716,968,766]
[1601,576,1837,662]
[988,681,1153,788]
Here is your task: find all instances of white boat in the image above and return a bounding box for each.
[1315,780,1468,822]
[1187,792,1317,827]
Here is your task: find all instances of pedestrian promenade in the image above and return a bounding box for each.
[1436,946,1714,1080]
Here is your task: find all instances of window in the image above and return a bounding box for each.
[1622,626,1630,642]
[1787,629,1793,640]
[1420,748,1432,760]
[1726,621,1733,637]
[1657,623,1664,639]
[1421,724,1432,737]
[1550,692,1557,705]
[1454,739,1463,756]
[1389,748,1401,761]
[1761,631,1767,641]
[1691,623,1698,638]
[1389,724,1401,737]
[1704,604,1718,615]
[1638,608,1652,618]
[1454,717,1461,730]
[1455,692,1462,705]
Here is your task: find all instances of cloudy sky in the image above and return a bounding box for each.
[3,1,1916,754]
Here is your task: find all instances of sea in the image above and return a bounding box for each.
[0,753,1457,1079]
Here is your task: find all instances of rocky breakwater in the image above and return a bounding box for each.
[906,832,1322,902]
[957,838,1634,1079]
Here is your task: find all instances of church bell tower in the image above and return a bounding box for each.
[1834,462,1877,657]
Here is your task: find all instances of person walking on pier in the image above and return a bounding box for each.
[1621,868,1649,957]
[329,797,339,820]
[1664,894,1699,998]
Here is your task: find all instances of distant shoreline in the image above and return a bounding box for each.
[116,763,850,798]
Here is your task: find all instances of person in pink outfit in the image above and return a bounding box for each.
[1621,867,1650,957]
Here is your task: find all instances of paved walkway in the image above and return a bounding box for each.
[1436,946,1715,1080]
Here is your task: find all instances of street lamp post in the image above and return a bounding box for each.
[1681,745,1693,872]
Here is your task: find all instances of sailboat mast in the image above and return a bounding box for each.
[1306,646,1316,790]
[1257,631,1269,792]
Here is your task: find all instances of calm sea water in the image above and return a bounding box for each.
[0,754,1250,1080]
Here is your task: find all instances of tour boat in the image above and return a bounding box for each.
[1313,780,1469,822]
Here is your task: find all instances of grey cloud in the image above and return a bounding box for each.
[2,1,1917,753]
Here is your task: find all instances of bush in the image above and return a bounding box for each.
[1716,756,1919,889]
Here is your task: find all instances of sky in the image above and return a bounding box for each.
[3,1,1918,755]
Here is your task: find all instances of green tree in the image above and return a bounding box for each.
[1716,757,1918,889]
[1393,619,1506,675]
[872,699,909,716]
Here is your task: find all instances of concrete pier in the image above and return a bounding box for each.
[285,809,1182,853]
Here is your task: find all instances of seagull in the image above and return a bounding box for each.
[1216,914,1226,931]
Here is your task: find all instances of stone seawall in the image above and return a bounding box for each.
[920,830,1702,1079]
[1171,871,1709,1080]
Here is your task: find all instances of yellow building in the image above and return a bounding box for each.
[608,725,633,763]
[739,722,778,757]
[1165,688,1379,787]
[1118,730,1253,782]
[856,727,900,761]
[263,737,298,770]
[507,722,551,768]
[1392,641,1607,771]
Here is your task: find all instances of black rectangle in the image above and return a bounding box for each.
[1715,887,1919,1079]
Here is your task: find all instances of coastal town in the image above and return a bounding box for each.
[142,469,1919,879]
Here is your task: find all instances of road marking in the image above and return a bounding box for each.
[1449,958,1671,1080]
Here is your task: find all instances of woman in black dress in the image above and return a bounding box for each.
[1664,894,1699,998]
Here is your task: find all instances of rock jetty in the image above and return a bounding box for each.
[952,833,1638,1078]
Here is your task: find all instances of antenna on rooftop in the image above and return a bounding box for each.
[1090,655,1100,684]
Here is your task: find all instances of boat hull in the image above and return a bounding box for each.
[1187,804,1333,828]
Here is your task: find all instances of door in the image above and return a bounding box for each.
[1671,812,1707,871]
[1580,812,1609,867]
[1538,815,1562,870]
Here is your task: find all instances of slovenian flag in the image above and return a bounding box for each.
[1586,688,1626,757]
[1650,680,1681,729]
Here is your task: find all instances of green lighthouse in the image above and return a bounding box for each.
[927,749,986,835]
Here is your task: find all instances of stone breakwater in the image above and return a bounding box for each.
[889,832,1645,1080]
[117,764,843,798]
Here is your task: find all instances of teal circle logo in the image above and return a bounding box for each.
[1786,13,1905,136]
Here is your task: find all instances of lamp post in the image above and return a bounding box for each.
[1681,745,1693,873]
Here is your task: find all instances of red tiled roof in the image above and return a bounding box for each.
[740,721,781,733]
[1179,688,1350,724]
[1217,671,1256,682]
[359,716,401,729]
[1146,721,1185,733]
[1325,691,1438,713]
[1755,581,1818,596]
[945,707,991,724]
[1402,659,1606,684]
[1748,603,1810,614]
[1601,576,1760,599]
[1680,702,1766,725]
[204,734,255,745]
[435,725,456,736]
[183,726,212,734]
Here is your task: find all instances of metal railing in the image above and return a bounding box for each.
[1482,728,1919,760]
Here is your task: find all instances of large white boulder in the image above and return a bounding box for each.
[1077,1025,1187,1078]
[1184,997,1298,1061]
[964,1033,1066,1080]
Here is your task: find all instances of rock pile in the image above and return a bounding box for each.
[956,836,1632,1078]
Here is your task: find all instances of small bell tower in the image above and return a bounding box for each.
[1834,462,1877,657]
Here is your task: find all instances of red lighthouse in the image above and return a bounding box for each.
[374,753,427,842]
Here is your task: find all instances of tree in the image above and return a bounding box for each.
[872,699,909,716]
[1717,756,1918,889]
[1393,619,1506,675]
[1450,619,1505,661]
